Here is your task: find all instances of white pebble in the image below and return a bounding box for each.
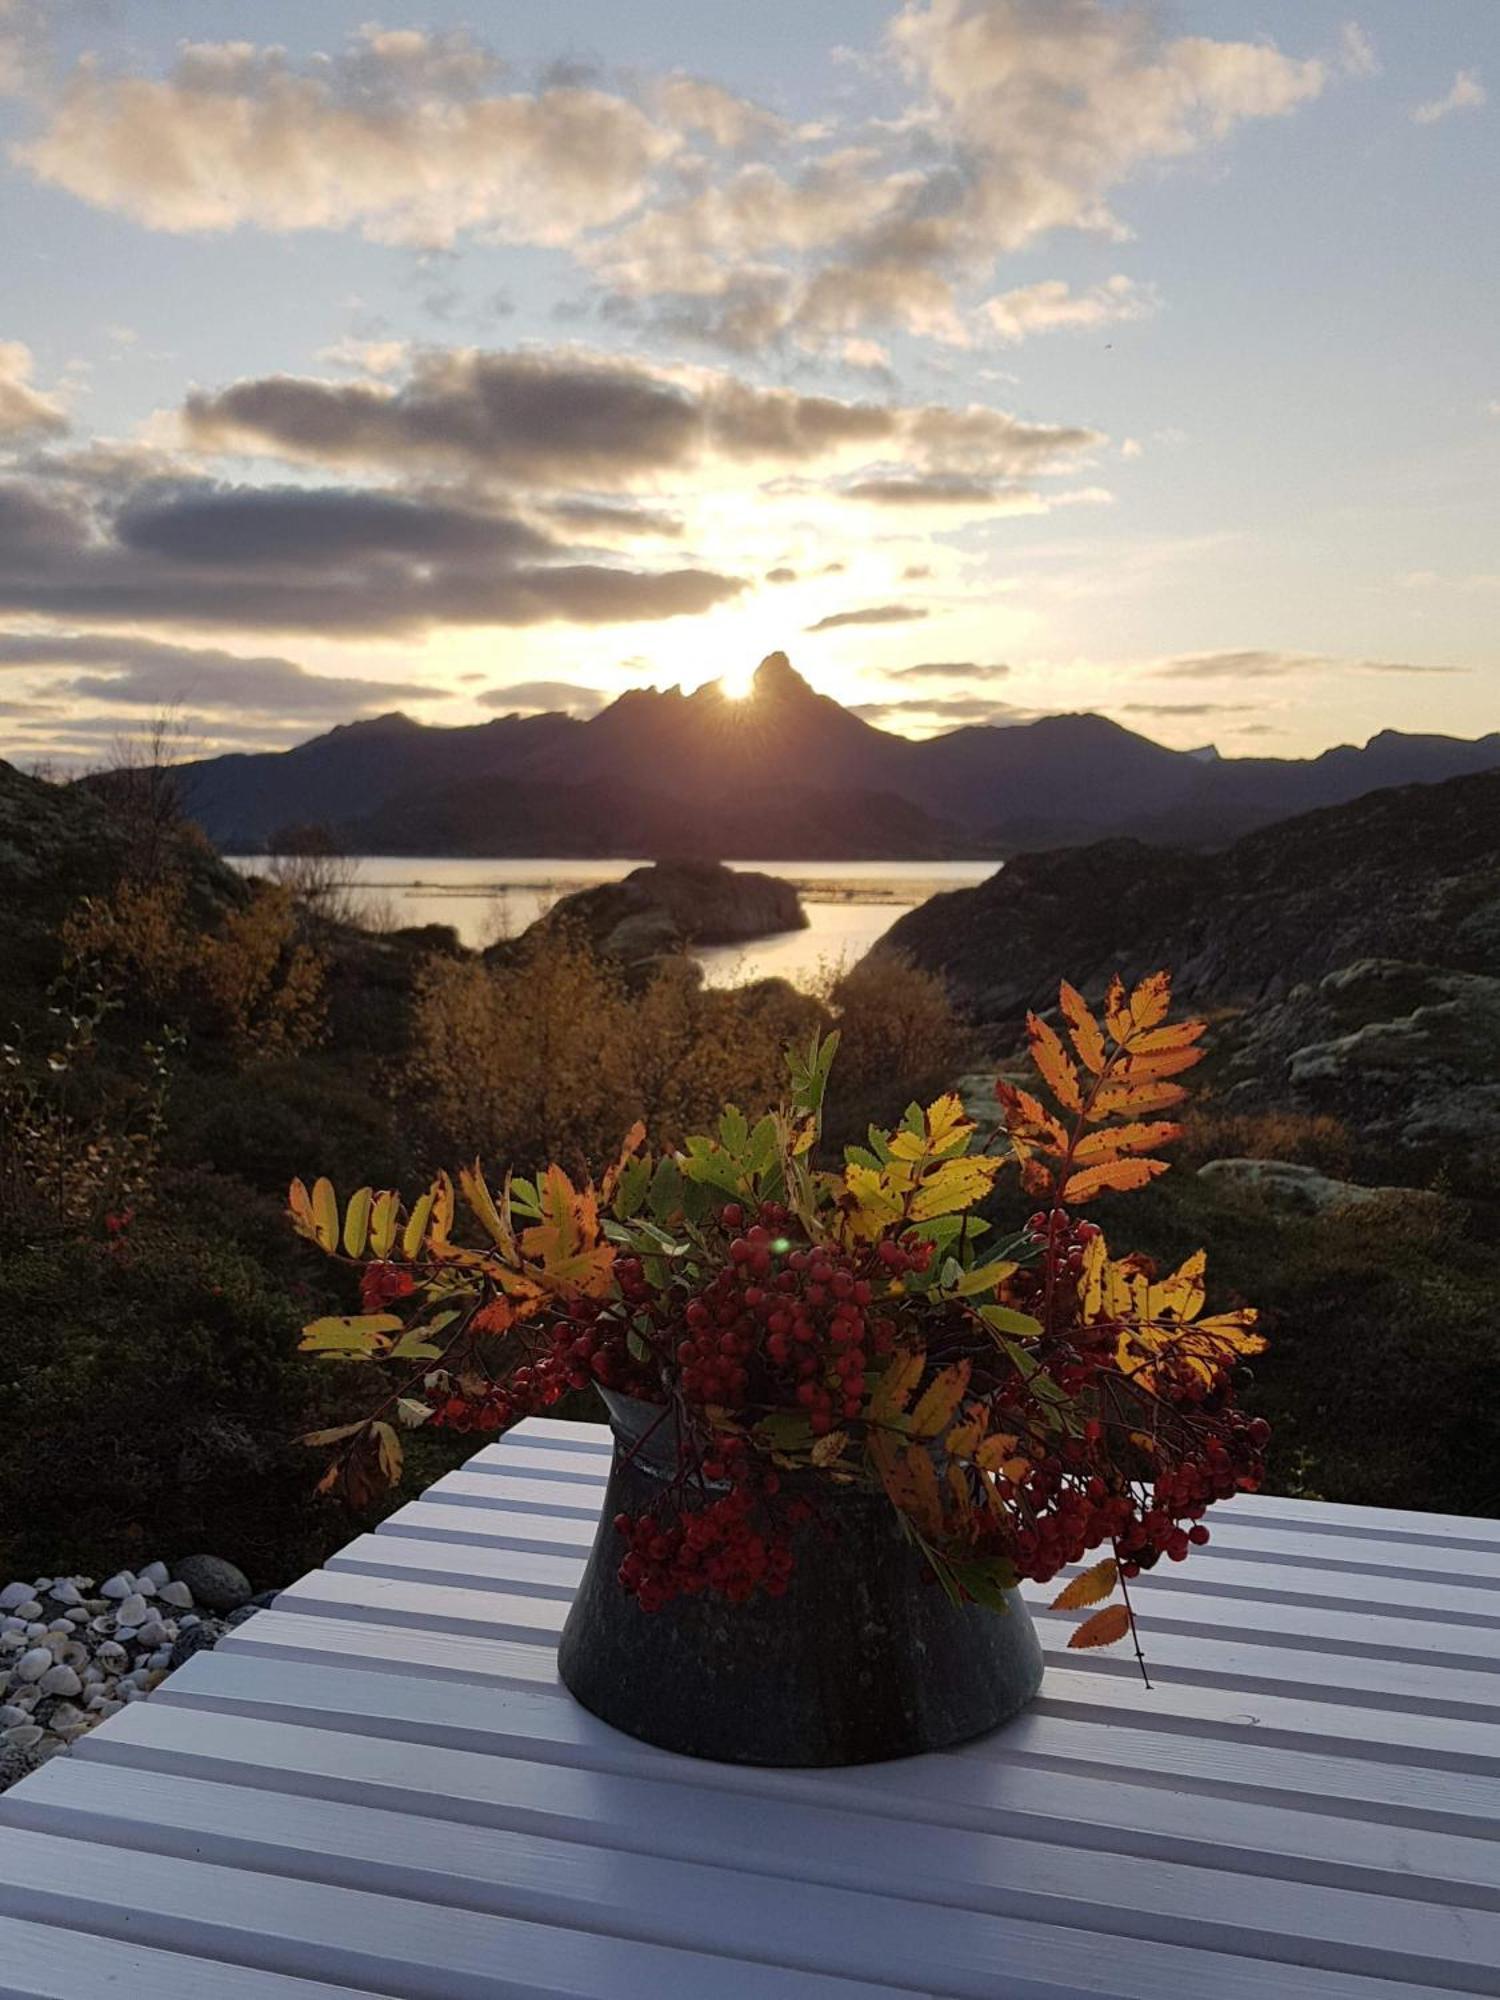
[134,1576,157,1600]
[158,1580,194,1610]
[133,1619,167,1649]
[64,1607,90,1626]
[0,1583,31,1614]
[114,1594,149,1628]
[137,1561,170,1590]
[0,1704,25,1727]
[23,1622,47,1640]
[177,1614,200,1630]
[38,1663,81,1698]
[47,1703,90,1740]
[31,1579,51,1594]
[14,1647,52,1683]
[3,1723,43,1751]
[35,1738,68,1763]
[46,1580,82,1609]
[95,1641,127,1672]
[13,1600,42,1623]
[98,1573,134,1601]
[0,1632,23,1654]
[147,1647,173,1671]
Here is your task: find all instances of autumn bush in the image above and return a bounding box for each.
[1180,1106,1355,1179]
[820,952,975,1143]
[408,925,822,1170]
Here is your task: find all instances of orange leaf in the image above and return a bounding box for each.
[1127,970,1173,1033]
[1051,1558,1118,1611]
[471,1297,513,1335]
[1117,1044,1205,1081]
[1104,972,1132,1044]
[1068,1603,1132,1650]
[1073,1121,1182,1165]
[1058,981,1107,1075]
[1086,1077,1190,1121]
[1125,1019,1207,1056]
[1062,1157,1169,1203]
[909,1360,972,1438]
[1026,1012,1083,1115]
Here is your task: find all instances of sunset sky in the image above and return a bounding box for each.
[0,0,1495,766]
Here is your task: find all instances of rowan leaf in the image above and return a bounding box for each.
[371,1419,404,1486]
[298,1313,401,1355]
[909,1154,1001,1220]
[1086,1077,1190,1120]
[1058,981,1108,1075]
[810,1428,849,1467]
[368,1190,400,1260]
[1104,973,1133,1044]
[1052,1558,1118,1611]
[461,1163,508,1246]
[310,1177,338,1254]
[1072,1121,1182,1164]
[1126,1019,1207,1056]
[901,1445,945,1538]
[1062,1157,1169,1203]
[1027,1012,1084,1114]
[868,1344,926,1422]
[299,1420,367,1448]
[909,1360,972,1438]
[401,1189,435,1260]
[1128,970,1173,1033]
[1116,1044,1205,1081]
[1068,1603,1132,1650]
[341,1186,373,1259]
[945,1256,1018,1298]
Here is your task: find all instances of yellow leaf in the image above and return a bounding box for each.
[908,1360,972,1438]
[1062,1157,1169,1203]
[1058,981,1107,1075]
[902,1446,945,1538]
[1128,970,1173,1033]
[310,1177,338,1254]
[1000,1455,1032,1483]
[372,1419,404,1486]
[401,1189,434,1260]
[368,1190,399,1260]
[1027,1012,1084,1114]
[287,1178,316,1244]
[1052,1558,1118,1611]
[1116,1044,1205,1081]
[1126,1019,1207,1056]
[1068,1603,1132,1650]
[342,1186,373,1259]
[841,1162,906,1241]
[974,1432,1019,1473]
[909,1153,1001,1221]
[298,1313,400,1355]
[1079,1232,1108,1318]
[461,1163,508,1247]
[1151,1248,1207,1322]
[430,1170,455,1246]
[1086,1077,1190,1121]
[946,1256,1017,1298]
[810,1429,849,1467]
[944,1417,983,1459]
[868,1346,925,1422]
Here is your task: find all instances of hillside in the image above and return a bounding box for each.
[154,654,1500,858]
[876,766,1500,1024]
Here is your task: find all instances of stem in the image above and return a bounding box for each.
[1112,1540,1152,1690]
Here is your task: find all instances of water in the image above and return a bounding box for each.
[227,855,1000,989]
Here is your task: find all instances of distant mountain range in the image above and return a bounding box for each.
[165,652,1500,858]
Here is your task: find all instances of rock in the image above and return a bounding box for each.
[519,860,809,969]
[99,1573,134,1601]
[0,1705,25,1727]
[134,1576,157,1599]
[0,1584,31,1614]
[46,1703,90,1740]
[44,1579,82,1609]
[1196,1158,1444,1216]
[113,1593,149,1628]
[14,1648,51,1683]
[167,1624,222,1671]
[9,1601,41,1624]
[133,1619,168,1650]
[37,1664,81,1698]
[171,1556,252,1613]
[137,1561,170,1589]
[158,1580,194,1610]
[2,1723,42,1751]
[224,1606,261,1629]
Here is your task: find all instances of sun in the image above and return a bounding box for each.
[721,661,756,700]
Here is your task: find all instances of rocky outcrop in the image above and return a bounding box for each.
[873,768,1500,1032]
[516,860,807,965]
[1195,1158,1445,1215]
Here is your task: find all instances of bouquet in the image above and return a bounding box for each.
[290,971,1267,1653]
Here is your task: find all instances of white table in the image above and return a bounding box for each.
[1,1415,1498,1999]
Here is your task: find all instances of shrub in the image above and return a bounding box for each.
[821,953,975,1143]
[0,1221,353,1583]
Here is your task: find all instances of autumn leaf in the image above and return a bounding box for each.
[298,1313,401,1356]
[1052,1558,1118,1611]
[810,1429,849,1467]
[1104,973,1133,1045]
[1072,1121,1182,1164]
[908,1360,972,1439]
[1086,1076,1190,1121]
[1058,981,1107,1075]
[368,1190,400,1260]
[1069,1603,1132,1650]
[1026,1012,1083,1114]
[909,1154,1001,1220]
[341,1186,373,1259]
[1128,970,1173,1033]
[868,1345,926,1422]
[1062,1157,1169,1203]
[311,1177,339,1254]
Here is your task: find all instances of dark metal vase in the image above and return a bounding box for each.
[557,1390,1045,1767]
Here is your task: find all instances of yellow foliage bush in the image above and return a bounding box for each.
[408,926,823,1170]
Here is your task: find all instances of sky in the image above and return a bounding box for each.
[0,0,1495,767]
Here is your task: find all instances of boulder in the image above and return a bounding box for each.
[1196,1159,1444,1216]
[170,1555,252,1613]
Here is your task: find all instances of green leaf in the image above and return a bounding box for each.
[844,1143,884,1173]
[389,1333,443,1361]
[946,1256,1019,1299]
[612,1152,651,1221]
[754,1411,814,1453]
[341,1187,373,1259]
[648,1155,684,1222]
[979,1304,1044,1339]
[946,1555,1018,1613]
[718,1103,749,1153]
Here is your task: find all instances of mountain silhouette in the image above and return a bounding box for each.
[167,653,1500,857]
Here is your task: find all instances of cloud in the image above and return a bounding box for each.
[886,659,1010,681]
[476,679,608,717]
[1119,700,1255,717]
[654,74,793,151]
[765,566,797,584]
[13,27,679,246]
[598,0,1324,349]
[0,630,446,717]
[0,473,746,635]
[982,275,1157,343]
[1411,69,1485,124]
[540,498,684,540]
[1339,22,1380,80]
[0,341,67,438]
[806,603,929,631]
[852,694,1036,724]
[181,345,1102,491]
[1155,648,1469,679]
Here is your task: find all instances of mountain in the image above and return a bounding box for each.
[873,766,1500,1026]
[157,653,1500,859]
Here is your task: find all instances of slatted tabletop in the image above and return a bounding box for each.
[1,1418,1498,1998]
